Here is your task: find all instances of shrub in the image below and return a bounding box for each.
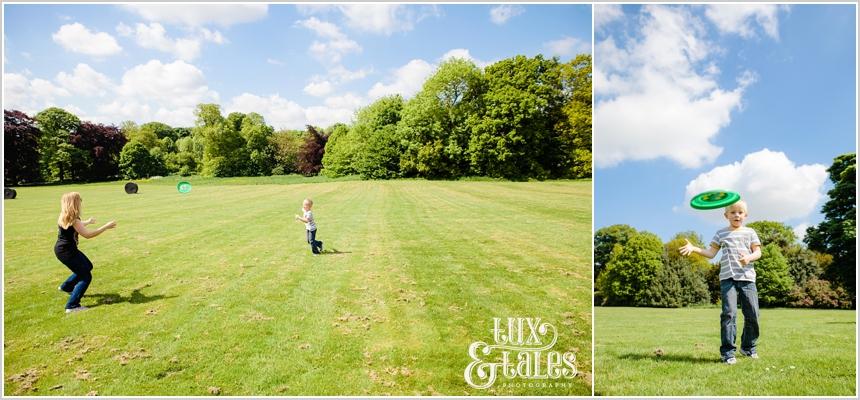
[788,278,853,309]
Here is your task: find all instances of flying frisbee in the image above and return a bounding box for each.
[177,181,192,194]
[690,190,740,210]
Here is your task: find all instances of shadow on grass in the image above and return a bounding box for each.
[319,248,351,255]
[85,289,176,308]
[825,321,856,324]
[619,353,718,364]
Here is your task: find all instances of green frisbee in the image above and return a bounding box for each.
[177,181,192,194]
[690,190,740,210]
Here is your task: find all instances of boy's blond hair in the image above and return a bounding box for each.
[725,200,748,214]
[58,192,82,229]
[303,198,313,206]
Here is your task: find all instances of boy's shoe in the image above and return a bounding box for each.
[723,357,737,365]
[65,306,88,314]
[739,349,759,359]
[319,241,323,253]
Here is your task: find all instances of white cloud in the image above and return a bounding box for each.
[793,223,810,242]
[226,93,358,130]
[594,4,624,31]
[297,16,344,39]
[52,23,122,56]
[199,28,226,44]
[117,22,224,61]
[595,5,758,169]
[109,60,218,126]
[117,60,217,105]
[296,17,361,65]
[704,4,787,40]
[324,93,366,110]
[368,59,435,100]
[327,65,371,83]
[55,64,114,96]
[544,36,591,57]
[305,105,356,129]
[121,4,268,27]
[4,73,70,113]
[304,80,335,97]
[440,48,490,68]
[338,4,439,35]
[490,5,525,25]
[684,149,828,225]
[267,58,285,66]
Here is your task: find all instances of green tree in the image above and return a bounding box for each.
[468,55,565,180]
[140,121,175,141]
[596,231,664,306]
[783,246,827,286]
[747,221,797,250]
[354,95,404,179]
[174,136,203,176]
[271,129,305,175]
[639,254,709,307]
[559,54,592,178]
[119,141,161,179]
[755,244,795,306]
[123,121,159,149]
[240,113,276,176]
[805,153,856,303]
[593,224,637,279]
[194,104,248,177]
[34,107,82,182]
[322,123,359,177]
[399,59,485,178]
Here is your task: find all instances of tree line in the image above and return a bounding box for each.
[594,153,855,309]
[4,54,592,186]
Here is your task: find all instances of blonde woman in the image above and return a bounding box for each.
[55,192,116,313]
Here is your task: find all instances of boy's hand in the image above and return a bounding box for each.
[678,239,696,256]
[294,215,300,221]
[84,217,95,225]
[739,254,753,266]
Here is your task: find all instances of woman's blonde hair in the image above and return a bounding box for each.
[58,192,82,229]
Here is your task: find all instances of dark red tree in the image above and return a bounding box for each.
[70,121,128,181]
[4,110,42,185]
[296,125,328,176]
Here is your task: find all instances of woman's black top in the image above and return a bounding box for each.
[54,223,79,259]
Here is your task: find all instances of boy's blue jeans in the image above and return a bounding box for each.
[720,279,760,360]
[306,229,322,254]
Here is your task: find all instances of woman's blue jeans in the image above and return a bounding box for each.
[58,250,93,309]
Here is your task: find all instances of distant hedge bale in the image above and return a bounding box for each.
[124,182,139,194]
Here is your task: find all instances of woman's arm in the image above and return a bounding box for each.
[73,219,116,239]
[679,239,719,259]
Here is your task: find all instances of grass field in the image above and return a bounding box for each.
[595,307,857,396]
[3,176,592,395]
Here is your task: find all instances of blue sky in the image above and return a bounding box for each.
[3,4,591,130]
[594,4,856,243]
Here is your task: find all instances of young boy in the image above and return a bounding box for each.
[679,200,762,365]
[295,198,323,255]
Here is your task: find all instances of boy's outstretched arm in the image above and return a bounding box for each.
[678,239,719,259]
[739,244,762,266]
[295,215,308,223]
